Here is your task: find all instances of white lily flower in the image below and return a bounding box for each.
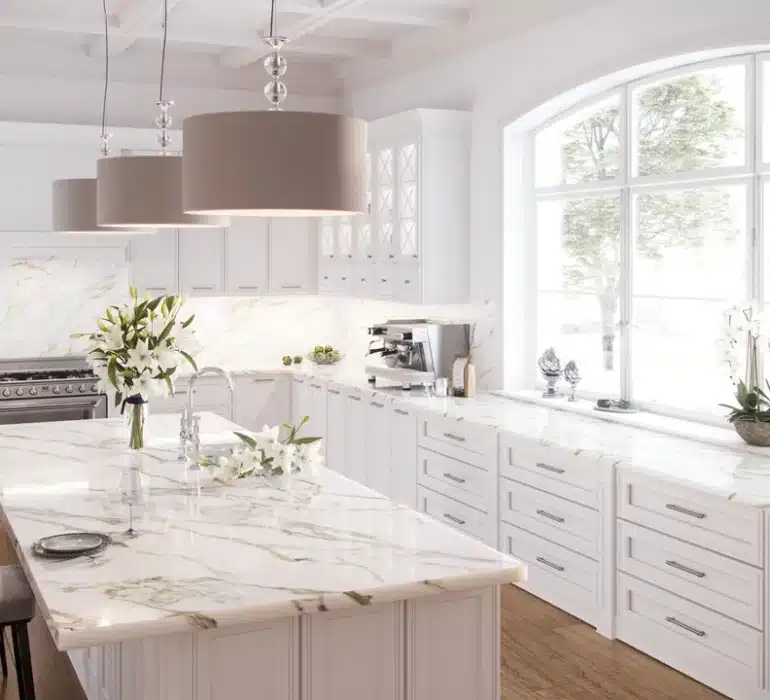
[154,344,180,371]
[104,324,124,351]
[173,326,202,357]
[128,371,160,401]
[126,340,156,374]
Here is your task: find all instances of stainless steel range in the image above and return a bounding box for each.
[0,357,108,425]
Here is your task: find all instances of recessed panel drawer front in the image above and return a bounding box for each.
[499,434,600,508]
[417,448,495,513]
[417,486,492,544]
[616,573,764,698]
[500,521,597,626]
[500,479,599,560]
[617,470,763,566]
[418,414,497,469]
[617,521,763,629]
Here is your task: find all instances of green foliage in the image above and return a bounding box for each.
[719,380,770,424]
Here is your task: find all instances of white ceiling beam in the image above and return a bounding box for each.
[220,36,390,67]
[322,5,469,27]
[86,0,187,58]
[219,0,378,69]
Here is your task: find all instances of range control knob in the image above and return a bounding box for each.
[65,385,74,394]
[2,389,10,398]
[29,387,37,396]
[15,388,24,397]
[52,386,61,395]
[90,384,98,393]
[78,385,86,394]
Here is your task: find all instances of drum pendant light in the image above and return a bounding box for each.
[182,0,367,217]
[52,0,142,234]
[96,0,228,229]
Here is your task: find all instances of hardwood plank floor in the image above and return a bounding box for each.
[0,535,728,700]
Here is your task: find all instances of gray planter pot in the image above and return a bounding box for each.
[733,419,770,447]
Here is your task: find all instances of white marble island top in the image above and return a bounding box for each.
[0,413,524,651]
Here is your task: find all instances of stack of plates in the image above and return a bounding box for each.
[32,533,110,560]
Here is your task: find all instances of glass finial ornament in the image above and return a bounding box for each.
[155,100,175,152]
[263,37,289,110]
[564,360,581,402]
[538,347,563,398]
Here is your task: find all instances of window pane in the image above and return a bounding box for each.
[535,96,620,187]
[537,196,621,395]
[632,185,747,411]
[633,64,746,177]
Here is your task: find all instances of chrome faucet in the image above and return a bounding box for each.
[179,366,235,463]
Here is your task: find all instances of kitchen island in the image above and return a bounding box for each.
[0,413,525,700]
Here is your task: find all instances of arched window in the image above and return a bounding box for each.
[531,53,770,416]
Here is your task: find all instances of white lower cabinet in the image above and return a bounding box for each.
[388,404,418,509]
[365,397,390,493]
[325,385,346,474]
[153,377,232,421]
[233,375,290,432]
[305,380,327,442]
[344,389,367,484]
[290,377,307,428]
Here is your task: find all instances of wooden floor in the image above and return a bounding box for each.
[0,565,727,700]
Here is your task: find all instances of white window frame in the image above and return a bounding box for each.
[528,51,769,422]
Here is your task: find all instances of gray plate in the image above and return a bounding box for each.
[36,533,110,555]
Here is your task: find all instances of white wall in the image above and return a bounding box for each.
[347,0,770,389]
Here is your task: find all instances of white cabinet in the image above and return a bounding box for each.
[389,403,418,509]
[290,377,307,428]
[365,397,390,494]
[130,229,177,296]
[320,110,470,303]
[226,218,269,295]
[325,385,346,474]
[234,375,290,432]
[305,380,327,442]
[270,218,316,294]
[179,228,225,296]
[344,389,367,483]
[196,620,299,700]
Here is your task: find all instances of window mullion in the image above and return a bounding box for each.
[620,84,633,403]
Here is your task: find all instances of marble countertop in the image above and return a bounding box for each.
[0,413,525,651]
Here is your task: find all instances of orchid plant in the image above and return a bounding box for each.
[717,302,767,386]
[73,287,201,449]
[200,417,323,486]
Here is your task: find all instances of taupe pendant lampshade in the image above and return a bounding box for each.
[52,178,140,234]
[97,155,229,228]
[182,111,367,217]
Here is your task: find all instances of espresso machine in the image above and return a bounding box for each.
[366,319,470,390]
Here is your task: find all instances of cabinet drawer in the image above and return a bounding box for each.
[618,520,763,630]
[417,486,494,545]
[617,470,763,566]
[616,573,763,698]
[417,448,495,514]
[499,434,600,508]
[500,479,599,560]
[500,522,597,626]
[418,414,497,470]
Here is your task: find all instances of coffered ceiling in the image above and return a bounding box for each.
[0,0,475,94]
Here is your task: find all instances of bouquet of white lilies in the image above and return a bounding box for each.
[74,286,201,407]
[201,418,323,486]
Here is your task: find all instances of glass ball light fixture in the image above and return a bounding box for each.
[182,0,367,217]
[96,0,228,229]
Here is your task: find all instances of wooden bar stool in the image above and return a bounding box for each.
[0,566,36,700]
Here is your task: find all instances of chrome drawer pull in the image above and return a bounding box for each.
[536,509,565,524]
[443,472,466,484]
[665,560,706,578]
[310,384,321,389]
[237,285,261,290]
[394,408,409,416]
[535,462,565,474]
[666,616,706,637]
[372,401,385,408]
[348,395,362,402]
[251,378,274,384]
[443,432,466,443]
[443,513,466,525]
[665,504,707,519]
[281,284,302,290]
[536,557,565,572]
[328,389,341,395]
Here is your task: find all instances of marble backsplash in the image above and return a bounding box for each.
[0,258,497,386]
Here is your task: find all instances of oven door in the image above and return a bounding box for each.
[0,395,108,425]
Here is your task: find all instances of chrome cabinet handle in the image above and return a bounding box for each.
[371,401,384,408]
[328,389,341,395]
[281,284,302,290]
[536,509,565,524]
[145,287,168,292]
[348,395,362,402]
[174,390,189,396]
[666,616,706,637]
[310,383,322,389]
[237,285,262,290]
[389,254,395,259]
[536,557,565,572]
[251,378,274,384]
[443,513,466,526]
[666,560,706,578]
[394,408,409,416]
[443,472,466,484]
[535,462,565,474]
[443,432,466,443]
[192,285,214,291]
[665,503,707,519]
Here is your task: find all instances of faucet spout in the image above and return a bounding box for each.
[180,366,236,463]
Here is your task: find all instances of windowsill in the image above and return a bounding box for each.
[495,389,770,456]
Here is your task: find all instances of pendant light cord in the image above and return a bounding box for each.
[269,0,277,36]
[158,0,168,102]
[100,0,109,154]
